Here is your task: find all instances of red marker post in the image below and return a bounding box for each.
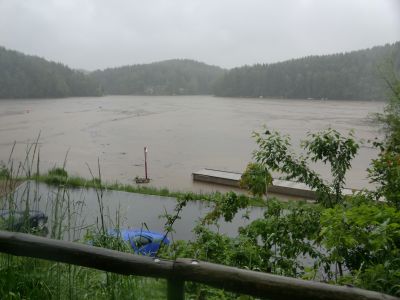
[144,146,148,180]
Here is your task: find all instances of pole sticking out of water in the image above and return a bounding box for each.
[144,146,148,180]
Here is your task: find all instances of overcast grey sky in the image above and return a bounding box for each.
[0,0,399,70]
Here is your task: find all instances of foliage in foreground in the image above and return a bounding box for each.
[369,58,400,209]
[320,196,400,294]
[253,127,358,208]
[0,256,166,300]
[160,193,400,297]
[239,162,272,198]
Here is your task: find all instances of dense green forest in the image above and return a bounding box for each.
[90,59,224,95]
[0,47,101,98]
[1,42,399,100]
[214,42,400,100]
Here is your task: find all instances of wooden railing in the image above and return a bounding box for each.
[0,231,397,300]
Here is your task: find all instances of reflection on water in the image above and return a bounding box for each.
[12,181,264,241]
[0,96,384,192]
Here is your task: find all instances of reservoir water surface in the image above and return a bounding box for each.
[0,95,384,192]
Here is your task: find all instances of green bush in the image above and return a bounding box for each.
[0,162,10,179]
[47,167,68,178]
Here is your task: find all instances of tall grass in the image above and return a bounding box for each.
[0,140,168,299]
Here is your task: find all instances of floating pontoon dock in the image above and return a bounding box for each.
[192,168,355,200]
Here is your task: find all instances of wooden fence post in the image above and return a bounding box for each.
[167,279,184,300]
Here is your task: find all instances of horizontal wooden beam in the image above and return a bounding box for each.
[0,230,173,278]
[0,231,397,300]
[173,258,398,300]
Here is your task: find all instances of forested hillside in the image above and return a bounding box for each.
[2,42,399,100]
[214,42,400,100]
[0,47,102,98]
[90,59,224,95]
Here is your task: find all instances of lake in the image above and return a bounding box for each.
[0,95,384,192]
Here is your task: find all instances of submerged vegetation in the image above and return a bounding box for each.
[32,167,268,207]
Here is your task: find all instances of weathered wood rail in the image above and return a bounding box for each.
[0,231,397,300]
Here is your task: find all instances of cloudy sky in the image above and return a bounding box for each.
[0,0,399,70]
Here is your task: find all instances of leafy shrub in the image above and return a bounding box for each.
[253,128,359,208]
[320,194,400,291]
[239,162,272,198]
[47,167,68,177]
[0,161,10,179]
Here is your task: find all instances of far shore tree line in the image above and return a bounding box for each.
[0,41,399,100]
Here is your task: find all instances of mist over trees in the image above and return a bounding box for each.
[0,47,102,98]
[90,59,224,95]
[1,42,399,100]
[214,42,400,100]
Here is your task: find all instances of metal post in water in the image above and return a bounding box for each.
[144,146,148,180]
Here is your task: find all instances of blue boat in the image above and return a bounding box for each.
[108,229,169,256]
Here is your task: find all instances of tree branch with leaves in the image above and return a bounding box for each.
[252,128,359,208]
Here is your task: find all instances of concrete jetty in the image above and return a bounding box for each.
[192,168,355,200]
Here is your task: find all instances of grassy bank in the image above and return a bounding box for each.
[30,168,269,207]
[0,255,167,299]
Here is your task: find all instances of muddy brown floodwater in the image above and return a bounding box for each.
[0,95,384,192]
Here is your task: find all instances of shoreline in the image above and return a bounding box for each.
[23,170,314,207]
[29,172,271,207]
